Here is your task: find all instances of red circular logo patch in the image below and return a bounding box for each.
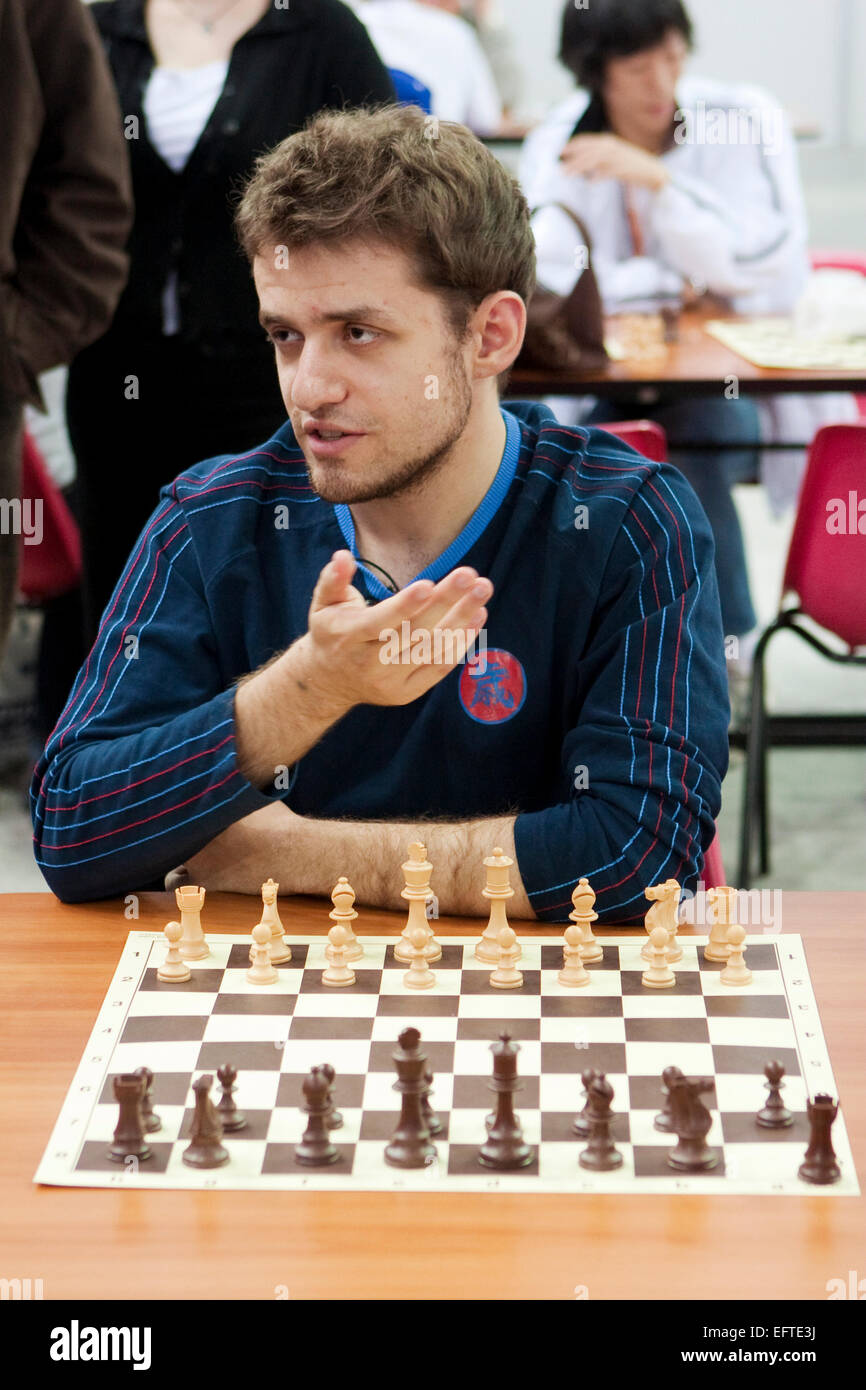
[459,648,526,724]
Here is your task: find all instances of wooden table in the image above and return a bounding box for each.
[510,304,866,402]
[2,890,863,1301]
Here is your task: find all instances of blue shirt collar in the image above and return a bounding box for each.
[334,407,521,600]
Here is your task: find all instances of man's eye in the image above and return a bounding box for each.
[347,325,377,344]
[269,329,298,345]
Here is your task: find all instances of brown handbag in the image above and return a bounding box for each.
[518,204,609,371]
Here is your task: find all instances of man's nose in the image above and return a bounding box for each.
[289,344,347,412]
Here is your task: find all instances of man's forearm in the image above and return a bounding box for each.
[234,635,349,789]
[292,812,535,919]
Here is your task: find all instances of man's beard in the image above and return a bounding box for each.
[301,352,473,505]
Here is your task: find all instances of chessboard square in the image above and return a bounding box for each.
[278,1072,366,1108]
[539,1016,626,1044]
[620,970,702,996]
[211,993,297,1017]
[86,1101,183,1143]
[261,1142,355,1175]
[540,1140,635,1183]
[456,994,542,1019]
[701,970,784,996]
[289,1016,374,1042]
[456,1017,540,1041]
[361,1071,400,1111]
[457,969,541,995]
[621,995,708,1019]
[720,1111,809,1144]
[203,1013,291,1044]
[112,1041,202,1075]
[706,1017,796,1049]
[100,1072,193,1107]
[375,994,459,1017]
[128,991,218,1018]
[541,1041,626,1075]
[699,941,779,971]
[713,1044,800,1076]
[299,969,383,996]
[703,995,790,1019]
[120,1014,209,1044]
[541,991,624,1016]
[274,943,309,969]
[368,1039,455,1074]
[269,1106,363,1145]
[292,992,377,1018]
[219,968,304,996]
[75,1140,174,1174]
[540,1108,630,1144]
[625,1041,715,1075]
[279,1038,371,1076]
[451,1074,539,1108]
[632,1144,726,1178]
[714,1072,807,1113]
[371,1015,458,1043]
[304,943,385,971]
[163,1138,268,1178]
[720,1141,818,1186]
[539,1071,628,1113]
[624,1017,710,1044]
[225,942,308,970]
[617,942,700,974]
[454,1039,540,1076]
[378,969,462,997]
[627,1108,678,1146]
[627,1074,717,1112]
[383,943,463,970]
[447,1142,539,1177]
[139,967,225,994]
[232,1071,281,1110]
[178,1106,272,1141]
[539,969,624,999]
[197,1040,285,1072]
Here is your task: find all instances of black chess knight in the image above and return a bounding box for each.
[667,1074,718,1171]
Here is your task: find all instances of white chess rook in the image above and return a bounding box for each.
[176,884,209,961]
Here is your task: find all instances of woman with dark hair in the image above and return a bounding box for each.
[66,0,394,646]
[520,0,854,708]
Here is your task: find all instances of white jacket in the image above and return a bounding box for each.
[518,77,857,511]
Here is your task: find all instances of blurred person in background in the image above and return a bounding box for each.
[65,0,394,660]
[417,0,521,118]
[348,0,503,131]
[519,0,855,715]
[0,0,131,669]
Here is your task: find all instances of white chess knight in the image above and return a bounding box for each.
[643,879,682,963]
[261,878,291,963]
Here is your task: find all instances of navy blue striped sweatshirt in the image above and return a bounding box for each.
[31,401,729,922]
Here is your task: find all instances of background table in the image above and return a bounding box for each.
[510,304,866,402]
[1,890,863,1300]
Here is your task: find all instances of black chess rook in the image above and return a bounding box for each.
[107,1073,152,1163]
[295,1066,340,1165]
[798,1093,841,1185]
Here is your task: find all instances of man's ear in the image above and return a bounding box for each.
[471,291,527,382]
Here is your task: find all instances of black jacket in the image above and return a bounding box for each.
[90,0,395,358]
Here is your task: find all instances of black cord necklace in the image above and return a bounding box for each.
[355,555,400,602]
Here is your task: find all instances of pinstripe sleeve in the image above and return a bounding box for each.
[30,497,284,902]
[513,465,729,925]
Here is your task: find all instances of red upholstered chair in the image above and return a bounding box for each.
[18,431,81,603]
[597,418,668,461]
[738,423,866,886]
